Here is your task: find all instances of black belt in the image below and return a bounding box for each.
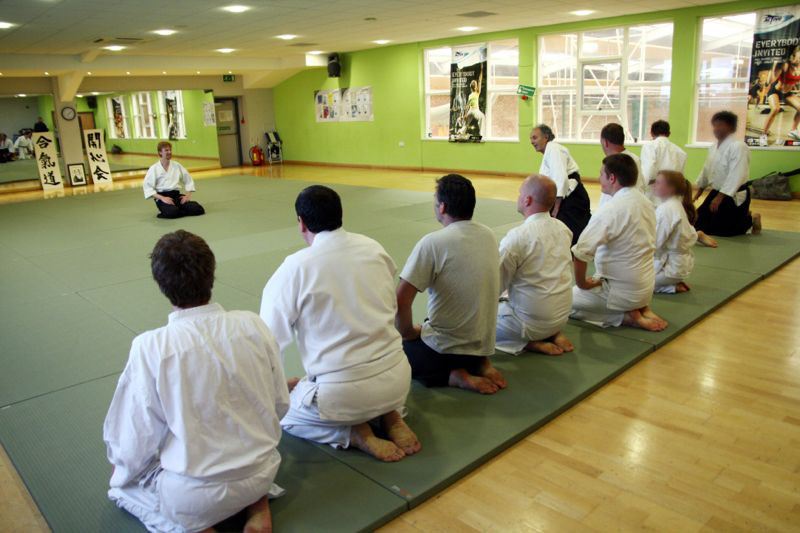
[568,171,581,183]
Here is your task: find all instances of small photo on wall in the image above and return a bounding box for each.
[67,163,87,186]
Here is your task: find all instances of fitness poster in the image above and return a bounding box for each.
[746,5,800,148]
[449,44,487,142]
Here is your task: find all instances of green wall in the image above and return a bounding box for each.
[274,0,800,191]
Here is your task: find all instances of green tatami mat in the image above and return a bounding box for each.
[693,230,800,276]
[0,375,407,533]
[315,323,654,508]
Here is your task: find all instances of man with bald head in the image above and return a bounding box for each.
[495,175,575,355]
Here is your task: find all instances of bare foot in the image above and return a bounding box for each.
[696,230,718,248]
[641,306,669,329]
[751,213,762,234]
[552,332,574,352]
[525,340,564,355]
[244,496,272,533]
[448,368,499,394]
[382,410,421,455]
[676,282,690,293]
[350,423,405,462]
[287,377,300,392]
[478,358,507,389]
[623,309,667,331]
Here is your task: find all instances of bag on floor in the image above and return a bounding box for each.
[750,168,797,201]
[111,144,123,154]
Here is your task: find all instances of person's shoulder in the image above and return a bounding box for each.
[130,326,168,362]
[146,162,161,172]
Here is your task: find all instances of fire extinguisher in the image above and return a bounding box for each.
[249,145,265,166]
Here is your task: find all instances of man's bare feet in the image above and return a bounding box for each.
[244,496,272,533]
[623,308,668,332]
[696,230,718,248]
[525,340,563,355]
[382,410,421,455]
[552,332,574,352]
[287,377,300,392]
[350,423,405,462]
[751,212,762,234]
[641,306,669,329]
[478,358,507,388]
[448,368,499,394]
[676,281,690,293]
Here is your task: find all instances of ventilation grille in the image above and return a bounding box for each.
[289,42,319,47]
[457,11,497,18]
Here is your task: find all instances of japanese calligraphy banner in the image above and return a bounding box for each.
[83,129,113,184]
[32,132,63,191]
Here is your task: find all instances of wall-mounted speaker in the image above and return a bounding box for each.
[327,53,341,78]
[86,95,98,109]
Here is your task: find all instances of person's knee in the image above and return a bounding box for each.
[158,205,182,219]
[182,201,205,216]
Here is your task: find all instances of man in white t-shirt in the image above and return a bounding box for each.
[396,174,505,394]
[598,123,644,206]
[142,141,205,219]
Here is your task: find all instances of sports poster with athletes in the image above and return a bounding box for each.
[746,5,800,148]
[448,44,487,143]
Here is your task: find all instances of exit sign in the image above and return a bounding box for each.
[516,84,535,97]
[223,74,236,82]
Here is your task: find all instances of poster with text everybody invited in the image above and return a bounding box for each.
[83,129,113,184]
[32,132,64,191]
[449,44,487,143]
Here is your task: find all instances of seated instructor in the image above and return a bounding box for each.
[260,185,420,462]
[104,230,288,533]
[694,111,761,236]
[496,175,575,356]
[530,124,591,244]
[396,174,506,394]
[143,141,205,219]
[571,154,668,332]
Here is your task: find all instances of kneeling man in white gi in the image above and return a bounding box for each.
[260,185,420,462]
[104,230,289,533]
[496,175,575,355]
[571,153,668,331]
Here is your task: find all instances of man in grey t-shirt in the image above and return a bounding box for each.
[395,174,506,394]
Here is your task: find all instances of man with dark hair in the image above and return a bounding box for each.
[261,185,420,462]
[143,141,205,219]
[694,111,761,236]
[104,230,289,533]
[396,174,505,394]
[570,154,668,331]
[530,124,591,244]
[640,120,687,199]
[598,123,644,205]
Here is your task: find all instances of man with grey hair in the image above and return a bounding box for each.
[530,124,591,244]
[496,175,575,355]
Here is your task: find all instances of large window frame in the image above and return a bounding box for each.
[131,91,157,139]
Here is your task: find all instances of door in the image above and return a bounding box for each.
[215,98,242,167]
[78,112,96,132]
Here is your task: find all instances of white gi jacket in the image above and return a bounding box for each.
[697,135,751,206]
[640,136,687,185]
[143,160,196,199]
[539,141,579,198]
[654,197,697,281]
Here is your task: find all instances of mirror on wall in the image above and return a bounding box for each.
[0,93,57,185]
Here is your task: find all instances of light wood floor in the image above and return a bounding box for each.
[1,164,799,532]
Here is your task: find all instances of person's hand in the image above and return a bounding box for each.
[403,324,422,341]
[580,277,603,290]
[710,193,724,213]
[180,193,191,204]
[158,195,175,205]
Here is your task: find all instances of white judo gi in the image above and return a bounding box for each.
[13,135,33,159]
[640,136,687,196]
[143,161,196,199]
[495,212,574,354]
[654,197,697,293]
[103,304,289,533]
[539,141,579,199]
[260,228,411,448]
[696,136,750,206]
[571,187,656,327]
[599,149,644,206]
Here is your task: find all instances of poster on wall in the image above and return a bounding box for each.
[341,86,374,121]
[32,132,64,191]
[203,102,217,127]
[449,44,487,143]
[746,5,800,148]
[83,129,113,184]
[164,93,179,140]
[111,96,127,139]
[314,89,341,122]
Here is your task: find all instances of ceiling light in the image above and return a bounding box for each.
[216,48,235,53]
[103,45,126,51]
[0,73,4,76]
[275,34,297,40]
[456,26,479,32]
[86,71,92,75]
[222,5,250,13]
[126,71,131,75]
[17,93,26,97]
[162,71,167,74]
[228,70,232,74]
[572,10,595,16]
[372,40,390,45]
[91,91,99,95]
[44,71,49,75]
[308,50,324,55]
[0,22,15,29]
[152,29,177,36]
[196,70,201,74]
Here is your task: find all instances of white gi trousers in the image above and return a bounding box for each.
[495,301,570,354]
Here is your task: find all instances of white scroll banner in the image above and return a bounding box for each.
[32,132,64,191]
[83,129,113,184]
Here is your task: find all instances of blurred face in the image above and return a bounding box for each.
[433,192,445,224]
[653,172,673,200]
[711,120,733,142]
[516,183,529,215]
[790,46,800,65]
[530,129,547,153]
[599,165,615,195]
[159,146,172,160]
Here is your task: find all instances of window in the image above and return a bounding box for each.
[423,39,519,140]
[131,92,156,139]
[693,13,755,142]
[106,95,130,139]
[158,90,187,139]
[538,23,673,142]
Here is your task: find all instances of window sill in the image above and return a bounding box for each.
[685,142,799,152]
[421,137,520,143]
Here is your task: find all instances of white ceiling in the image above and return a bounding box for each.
[0,0,734,62]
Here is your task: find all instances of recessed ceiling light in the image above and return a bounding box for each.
[275,34,297,40]
[17,93,26,97]
[152,29,177,36]
[0,73,4,76]
[196,70,201,74]
[126,71,131,75]
[222,5,250,13]
[103,45,126,51]
[162,71,167,74]
[372,40,390,45]
[572,9,595,16]
[86,71,92,75]
[308,50,324,55]
[216,48,235,53]
[228,70,232,74]
[44,71,49,75]
[0,22,15,29]
[456,26,479,32]
[91,91,99,95]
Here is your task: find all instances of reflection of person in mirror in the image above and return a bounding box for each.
[33,116,49,132]
[0,133,13,163]
[143,141,205,219]
[13,131,33,159]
